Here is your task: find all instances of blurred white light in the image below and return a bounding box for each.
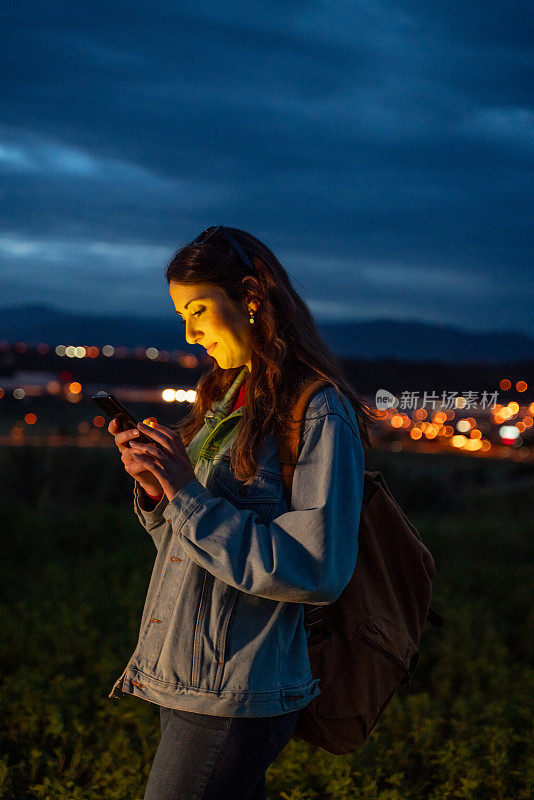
[75,346,86,358]
[146,347,159,360]
[65,346,76,357]
[175,389,187,402]
[55,345,66,356]
[13,388,25,399]
[102,345,114,357]
[499,425,519,440]
[456,419,471,433]
[162,388,177,402]
[185,390,197,404]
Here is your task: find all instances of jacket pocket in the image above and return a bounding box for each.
[211,459,284,520]
[191,569,213,687]
[212,587,240,694]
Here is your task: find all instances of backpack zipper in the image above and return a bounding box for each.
[358,631,410,674]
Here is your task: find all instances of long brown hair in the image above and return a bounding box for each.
[166,226,379,485]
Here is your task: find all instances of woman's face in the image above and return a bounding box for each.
[169,281,256,372]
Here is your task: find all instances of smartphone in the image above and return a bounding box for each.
[91,392,152,442]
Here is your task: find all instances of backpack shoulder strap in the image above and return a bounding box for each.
[276,379,333,508]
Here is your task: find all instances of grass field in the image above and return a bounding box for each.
[0,445,532,799]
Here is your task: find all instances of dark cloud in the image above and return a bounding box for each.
[1,1,532,333]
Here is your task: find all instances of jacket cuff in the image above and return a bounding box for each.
[165,478,213,531]
[134,481,169,523]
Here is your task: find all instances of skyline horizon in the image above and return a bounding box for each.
[2,299,534,339]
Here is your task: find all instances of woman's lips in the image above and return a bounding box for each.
[207,343,217,354]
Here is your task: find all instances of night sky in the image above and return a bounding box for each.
[2,1,533,335]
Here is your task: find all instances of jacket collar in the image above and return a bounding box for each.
[204,365,249,423]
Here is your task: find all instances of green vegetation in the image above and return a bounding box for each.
[0,446,532,799]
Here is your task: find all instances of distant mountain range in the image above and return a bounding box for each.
[1,303,533,364]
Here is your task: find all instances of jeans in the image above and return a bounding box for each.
[143,705,301,800]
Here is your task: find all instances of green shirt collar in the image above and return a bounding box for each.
[204,365,249,423]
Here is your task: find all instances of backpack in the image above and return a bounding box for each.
[275,379,444,755]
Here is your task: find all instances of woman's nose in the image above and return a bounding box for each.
[184,320,201,346]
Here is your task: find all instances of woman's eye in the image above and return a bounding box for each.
[180,308,204,325]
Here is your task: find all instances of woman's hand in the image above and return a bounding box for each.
[128,421,197,503]
[108,417,164,497]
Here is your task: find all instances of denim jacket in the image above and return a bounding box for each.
[109,367,365,717]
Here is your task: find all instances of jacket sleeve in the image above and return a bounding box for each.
[133,481,170,550]
[163,410,364,604]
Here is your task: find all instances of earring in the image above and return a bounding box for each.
[249,309,255,324]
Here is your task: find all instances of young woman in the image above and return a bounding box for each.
[108,226,376,800]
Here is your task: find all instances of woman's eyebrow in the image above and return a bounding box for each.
[175,297,209,315]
